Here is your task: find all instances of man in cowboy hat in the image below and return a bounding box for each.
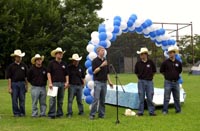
[28,54,47,117]
[7,49,28,117]
[47,47,69,119]
[89,46,113,120]
[66,53,85,118]
[134,47,157,116]
[160,46,182,115]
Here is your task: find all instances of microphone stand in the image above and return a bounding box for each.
[110,64,125,124]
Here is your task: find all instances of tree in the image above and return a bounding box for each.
[0,0,103,78]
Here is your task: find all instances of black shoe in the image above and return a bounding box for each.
[162,111,168,115]
[67,114,72,118]
[176,111,181,114]
[78,112,84,116]
[48,116,56,119]
[136,113,143,116]
[14,114,21,117]
[39,115,46,117]
[89,115,95,120]
[98,116,105,119]
[149,113,157,116]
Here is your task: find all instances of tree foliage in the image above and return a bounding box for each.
[0,0,103,78]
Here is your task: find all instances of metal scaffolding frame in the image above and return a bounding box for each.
[153,22,194,64]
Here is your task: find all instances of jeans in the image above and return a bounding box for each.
[67,85,84,115]
[48,82,65,117]
[138,79,155,114]
[163,80,181,113]
[90,81,107,117]
[31,86,47,117]
[11,81,26,116]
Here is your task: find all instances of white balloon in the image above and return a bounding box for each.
[120,21,127,30]
[116,29,122,36]
[164,51,169,58]
[106,32,113,40]
[106,40,111,48]
[89,104,92,110]
[90,89,94,97]
[88,52,97,60]
[143,27,152,35]
[104,49,107,58]
[85,74,93,82]
[128,24,136,31]
[87,80,94,90]
[105,24,114,32]
[91,37,100,45]
[86,44,95,53]
[91,31,99,39]
[155,43,162,47]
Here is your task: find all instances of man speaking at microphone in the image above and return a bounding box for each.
[89,46,113,120]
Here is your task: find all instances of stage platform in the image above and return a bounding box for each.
[105,83,186,109]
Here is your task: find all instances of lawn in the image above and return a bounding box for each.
[0,73,200,131]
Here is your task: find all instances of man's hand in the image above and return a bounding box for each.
[109,82,114,88]
[100,60,108,67]
[64,82,69,89]
[49,83,53,90]
[8,87,12,94]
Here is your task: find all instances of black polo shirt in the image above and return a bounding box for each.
[92,57,109,81]
[134,59,156,80]
[47,60,68,82]
[68,64,85,85]
[7,62,28,82]
[160,58,182,81]
[28,65,47,86]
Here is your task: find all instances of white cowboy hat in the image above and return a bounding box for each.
[136,47,151,55]
[124,109,136,116]
[69,53,82,61]
[50,47,66,57]
[168,46,179,54]
[31,54,44,64]
[10,49,25,57]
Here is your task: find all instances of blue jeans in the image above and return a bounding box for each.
[48,82,65,117]
[67,85,84,115]
[31,86,47,117]
[90,81,107,117]
[138,79,155,114]
[163,80,181,113]
[11,81,26,116]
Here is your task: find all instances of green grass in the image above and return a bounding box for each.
[0,73,200,131]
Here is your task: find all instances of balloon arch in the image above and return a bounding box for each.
[83,14,183,105]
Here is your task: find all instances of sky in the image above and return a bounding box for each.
[97,0,200,38]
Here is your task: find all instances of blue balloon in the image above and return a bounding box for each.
[129,14,137,21]
[114,16,121,22]
[85,60,92,68]
[162,40,168,46]
[168,39,176,45]
[112,26,120,34]
[98,24,106,33]
[122,27,129,33]
[88,66,93,75]
[141,22,148,29]
[99,41,107,48]
[145,19,152,27]
[110,33,117,41]
[83,88,91,96]
[178,77,183,84]
[135,27,143,33]
[114,20,121,26]
[99,32,107,41]
[85,95,94,104]
[149,31,156,38]
[127,20,134,27]
[175,54,182,63]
